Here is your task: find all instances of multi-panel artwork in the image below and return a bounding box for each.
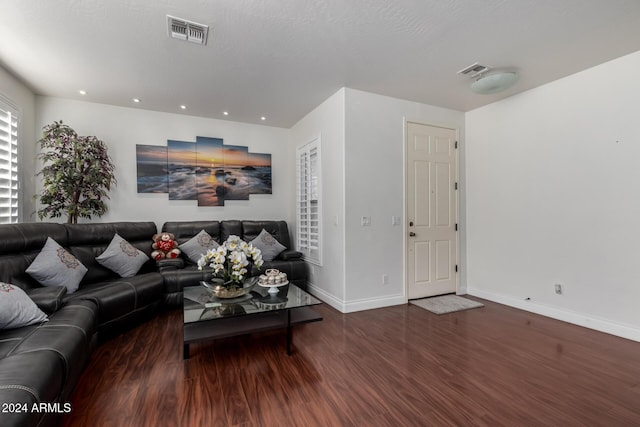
[136,136,272,206]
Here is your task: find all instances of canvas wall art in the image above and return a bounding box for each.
[136,135,272,206]
[195,136,224,206]
[136,145,168,193]
[168,140,197,200]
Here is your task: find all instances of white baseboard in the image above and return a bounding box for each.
[306,283,405,313]
[306,283,346,312]
[343,294,406,313]
[467,287,640,343]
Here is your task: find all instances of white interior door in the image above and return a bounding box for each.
[406,122,457,299]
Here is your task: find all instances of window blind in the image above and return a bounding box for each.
[296,138,322,265]
[0,101,19,224]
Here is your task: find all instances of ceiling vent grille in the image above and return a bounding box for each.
[457,62,489,78]
[167,15,209,45]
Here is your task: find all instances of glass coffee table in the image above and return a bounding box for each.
[183,282,322,359]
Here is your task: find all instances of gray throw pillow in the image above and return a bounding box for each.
[180,229,219,263]
[96,234,149,278]
[26,237,87,293]
[0,282,48,330]
[250,229,286,262]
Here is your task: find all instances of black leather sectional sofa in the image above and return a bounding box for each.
[161,220,308,306]
[0,220,307,427]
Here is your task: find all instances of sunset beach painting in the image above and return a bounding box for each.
[247,152,272,195]
[222,145,249,201]
[195,136,224,206]
[136,135,273,206]
[136,145,168,193]
[168,140,197,200]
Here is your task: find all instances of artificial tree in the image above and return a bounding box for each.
[36,121,116,224]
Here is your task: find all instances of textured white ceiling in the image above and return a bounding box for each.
[1,0,640,127]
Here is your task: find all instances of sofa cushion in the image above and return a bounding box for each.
[0,223,68,257]
[0,351,65,427]
[0,282,48,330]
[161,266,214,307]
[163,221,222,245]
[25,286,67,315]
[241,221,292,247]
[250,229,286,261]
[180,229,219,263]
[96,234,149,278]
[25,237,87,293]
[10,301,97,392]
[66,221,158,276]
[64,273,163,327]
[69,245,119,286]
[0,299,97,427]
[0,224,69,292]
[220,220,243,243]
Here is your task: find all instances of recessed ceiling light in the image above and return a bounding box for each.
[180,105,187,110]
[133,98,141,103]
[223,111,229,116]
[78,90,87,95]
[260,116,266,121]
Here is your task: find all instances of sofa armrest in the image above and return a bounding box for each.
[26,286,67,314]
[279,250,303,260]
[156,258,185,272]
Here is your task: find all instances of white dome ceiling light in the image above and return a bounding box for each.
[458,62,519,95]
[471,71,519,94]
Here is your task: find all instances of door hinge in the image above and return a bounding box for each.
[455,141,458,149]
[455,264,459,272]
[455,182,458,190]
[455,223,458,231]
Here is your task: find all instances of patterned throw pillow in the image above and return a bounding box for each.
[250,228,286,262]
[96,234,149,278]
[26,237,88,293]
[0,282,48,330]
[180,229,220,263]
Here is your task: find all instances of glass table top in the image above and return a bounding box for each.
[183,282,321,324]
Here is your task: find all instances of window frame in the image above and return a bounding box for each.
[296,136,322,266]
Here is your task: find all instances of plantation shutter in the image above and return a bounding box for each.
[0,99,19,224]
[296,137,322,265]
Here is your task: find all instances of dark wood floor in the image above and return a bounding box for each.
[61,297,640,427]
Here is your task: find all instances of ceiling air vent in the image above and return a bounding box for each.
[167,15,209,45]
[457,62,489,78]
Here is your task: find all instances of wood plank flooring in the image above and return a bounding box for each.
[61,297,640,426]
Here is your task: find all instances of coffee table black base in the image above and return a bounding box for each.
[183,307,322,359]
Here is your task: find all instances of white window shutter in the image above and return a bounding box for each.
[0,100,19,224]
[296,137,322,265]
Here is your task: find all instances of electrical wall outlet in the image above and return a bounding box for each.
[554,283,562,294]
[382,274,389,285]
[361,216,371,226]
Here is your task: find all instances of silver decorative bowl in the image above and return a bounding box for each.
[201,277,258,299]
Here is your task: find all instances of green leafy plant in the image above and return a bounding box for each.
[37,121,116,224]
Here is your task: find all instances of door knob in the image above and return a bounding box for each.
[409,232,416,237]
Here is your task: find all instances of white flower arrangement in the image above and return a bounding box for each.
[197,235,264,288]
